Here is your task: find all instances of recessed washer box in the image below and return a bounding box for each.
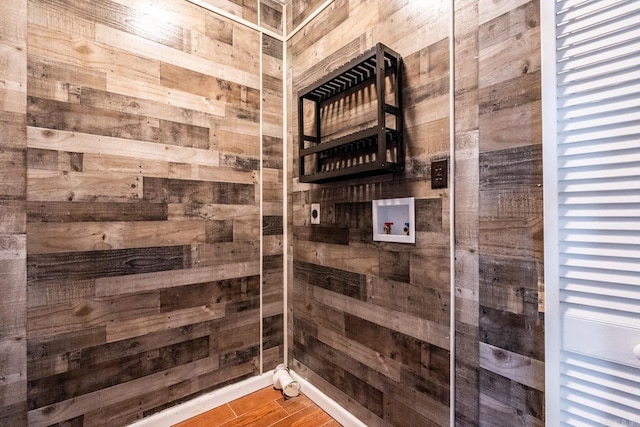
[372,197,415,244]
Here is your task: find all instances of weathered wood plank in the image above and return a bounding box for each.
[105,305,225,343]
[160,276,259,313]
[260,1,283,35]
[33,0,185,50]
[28,96,211,150]
[479,305,544,361]
[27,23,160,84]
[0,201,26,234]
[293,259,367,301]
[263,215,283,236]
[478,26,540,89]
[26,356,218,427]
[94,260,260,296]
[27,148,83,172]
[27,246,187,285]
[27,170,142,202]
[27,221,206,254]
[294,239,379,277]
[479,368,544,426]
[479,342,544,392]
[169,163,257,184]
[92,22,259,89]
[344,313,449,394]
[168,203,259,222]
[190,242,259,267]
[27,200,168,222]
[0,235,27,335]
[294,334,384,418]
[27,290,160,339]
[27,127,221,167]
[293,225,349,245]
[143,177,255,205]
[160,63,260,111]
[28,336,210,409]
[0,147,26,200]
[304,282,450,350]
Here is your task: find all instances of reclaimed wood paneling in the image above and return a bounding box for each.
[260,0,283,35]
[288,1,452,424]
[19,0,279,423]
[261,33,284,370]
[0,0,28,424]
[454,0,544,426]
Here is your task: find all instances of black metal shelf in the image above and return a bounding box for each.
[298,43,403,184]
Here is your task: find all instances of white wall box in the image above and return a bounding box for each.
[372,197,415,244]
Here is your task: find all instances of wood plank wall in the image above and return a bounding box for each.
[454,0,544,426]
[287,1,452,425]
[0,0,287,425]
[2,0,546,425]
[0,0,28,425]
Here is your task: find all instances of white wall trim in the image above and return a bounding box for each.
[282,5,289,368]
[128,372,273,427]
[185,0,284,41]
[448,0,456,425]
[540,1,560,425]
[288,371,367,427]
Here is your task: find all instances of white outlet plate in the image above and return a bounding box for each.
[310,203,320,224]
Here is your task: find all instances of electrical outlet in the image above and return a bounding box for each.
[431,159,448,189]
[310,203,320,224]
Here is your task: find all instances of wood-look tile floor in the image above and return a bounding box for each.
[174,387,341,427]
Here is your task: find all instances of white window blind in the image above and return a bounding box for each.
[545,0,640,425]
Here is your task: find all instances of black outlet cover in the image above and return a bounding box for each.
[431,159,448,189]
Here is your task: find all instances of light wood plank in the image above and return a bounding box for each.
[94,23,260,89]
[26,221,206,254]
[27,170,142,202]
[95,260,260,296]
[293,240,379,277]
[105,305,225,343]
[27,127,221,167]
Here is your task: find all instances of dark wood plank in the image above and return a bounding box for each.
[28,336,210,409]
[479,305,544,361]
[415,198,443,232]
[262,215,283,236]
[143,177,255,205]
[293,225,349,245]
[293,260,367,301]
[27,246,188,285]
[27,148,83,171]
[159,276,260,313]
[27,201,168,222]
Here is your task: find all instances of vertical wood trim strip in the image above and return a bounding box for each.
[449,1,456,425]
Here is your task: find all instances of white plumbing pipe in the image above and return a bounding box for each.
[272,364,300,398]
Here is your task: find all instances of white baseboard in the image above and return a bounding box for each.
[289,370,367,427]
[129,372,272,427]
[128,368,365,427]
